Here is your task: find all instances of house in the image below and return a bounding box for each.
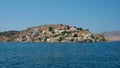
[31,29,39,35]
[62,26,68,30]
[16,37,22,42]
[41,36,47,42]
[70,26,77,31]
[54,29,59,33]
[26,36,31,41]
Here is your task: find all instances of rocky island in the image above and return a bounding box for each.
[0,24,105,42]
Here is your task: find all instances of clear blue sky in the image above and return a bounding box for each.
[0,0,120,33]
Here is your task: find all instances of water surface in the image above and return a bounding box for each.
[0,42,120,68]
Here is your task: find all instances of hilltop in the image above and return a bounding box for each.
[0,24,105,42]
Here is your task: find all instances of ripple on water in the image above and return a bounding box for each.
[0,42,120,68]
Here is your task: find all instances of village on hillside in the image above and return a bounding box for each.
[0,24,105,42]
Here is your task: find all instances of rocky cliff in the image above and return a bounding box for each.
[0,24,105,42]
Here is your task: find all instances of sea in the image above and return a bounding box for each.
[0,42,120,68]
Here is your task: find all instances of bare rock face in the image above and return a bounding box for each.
[102,31,120,41]
[14,24,105,42]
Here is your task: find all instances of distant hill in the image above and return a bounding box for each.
[0,30,20,42]
[0,30,20,36]
[102,31,120,41]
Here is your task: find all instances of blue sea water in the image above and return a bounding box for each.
[0,42,120,68]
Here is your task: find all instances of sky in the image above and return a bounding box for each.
[0,0,120,33]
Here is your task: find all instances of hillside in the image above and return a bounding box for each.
[102,31,120,41]
[0,24,105,42]
[0,31,20,42]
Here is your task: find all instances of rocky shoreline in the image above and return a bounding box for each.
[0,24,105,42]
